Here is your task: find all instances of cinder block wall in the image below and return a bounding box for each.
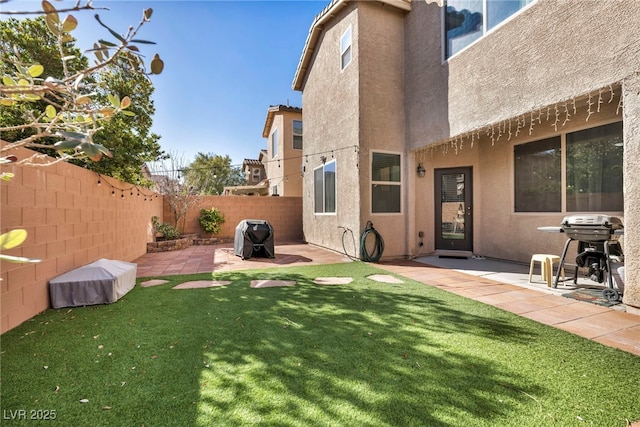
[1,146,163,333]
[165,195,304,242]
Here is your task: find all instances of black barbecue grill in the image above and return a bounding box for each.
[554,214,624,301]
[234,219,275,260]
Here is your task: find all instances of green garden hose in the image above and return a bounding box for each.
[360,221,384,262]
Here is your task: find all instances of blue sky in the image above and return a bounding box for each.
[2,0,326,166]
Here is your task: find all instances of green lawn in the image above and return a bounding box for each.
[2,262,639,426]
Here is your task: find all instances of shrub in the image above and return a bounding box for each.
[198,208,226,235]
[151,216,180,240]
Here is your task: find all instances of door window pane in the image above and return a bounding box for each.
[566,122,623,212]
[441,174,465,240]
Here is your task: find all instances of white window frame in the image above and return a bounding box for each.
[271,128,278,158]
[313,160,337,215]
[370,150,402,215]
[442,0,537,61]
[340,25,352,71]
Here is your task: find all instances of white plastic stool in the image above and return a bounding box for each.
[529,254,564,287]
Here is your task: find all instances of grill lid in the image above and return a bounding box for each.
[561,215,623,229]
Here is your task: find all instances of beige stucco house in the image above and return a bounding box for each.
[222,156,269,196]
[293,0,640,310]
[262,104,304,196]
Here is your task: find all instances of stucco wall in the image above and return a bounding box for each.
[358,1,407,258]
[169,195,303,243]
[264,109,303,197]
[405,0,640,148]
[301,3,362,256]
[1,147,163,333]
[413,90,625,263]
[281,110,304,197]
[265,114,281,195]
[622,74,640,309]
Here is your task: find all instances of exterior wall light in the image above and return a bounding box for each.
[416,163,426,177]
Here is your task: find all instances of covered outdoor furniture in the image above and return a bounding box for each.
[49,258,137,308]
[234,219,275,260]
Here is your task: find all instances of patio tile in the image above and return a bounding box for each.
[593,325,640,355]
[520,300,611,326]
[495,294,574,314]
[556,310,640,339]
[474,288,546,305]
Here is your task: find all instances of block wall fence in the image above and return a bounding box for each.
[165,195,303,242]
[1,146,163,333]
[1,146,304,334]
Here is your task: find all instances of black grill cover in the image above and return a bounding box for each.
[234,219,275,259]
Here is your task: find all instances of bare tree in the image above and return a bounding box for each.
[147,153,200,235]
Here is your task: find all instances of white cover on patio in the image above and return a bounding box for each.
[49,259,137,308]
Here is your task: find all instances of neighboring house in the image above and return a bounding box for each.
[244,155,267,185]
[262,104,304,196]
[222,157,269,196]
[293,0,640,310]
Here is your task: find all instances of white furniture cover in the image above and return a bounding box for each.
[49,258,137,308]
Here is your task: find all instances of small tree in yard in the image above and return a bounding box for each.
[148,153,199,235]
[198,208,225,235]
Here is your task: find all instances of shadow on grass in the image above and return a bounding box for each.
[2,263,638,426]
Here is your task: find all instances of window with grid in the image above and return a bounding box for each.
[371,152,401,213]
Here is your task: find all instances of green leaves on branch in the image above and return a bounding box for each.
[54,132,113,162]
[1,1,163,167]
[43,0,77,39]
[91,9,163,76]
[150,54,164,75]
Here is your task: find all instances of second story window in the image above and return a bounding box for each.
[340,25,352,71]
[271,129,278,158]
[293,120,303,150]
[445,0,534,59]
